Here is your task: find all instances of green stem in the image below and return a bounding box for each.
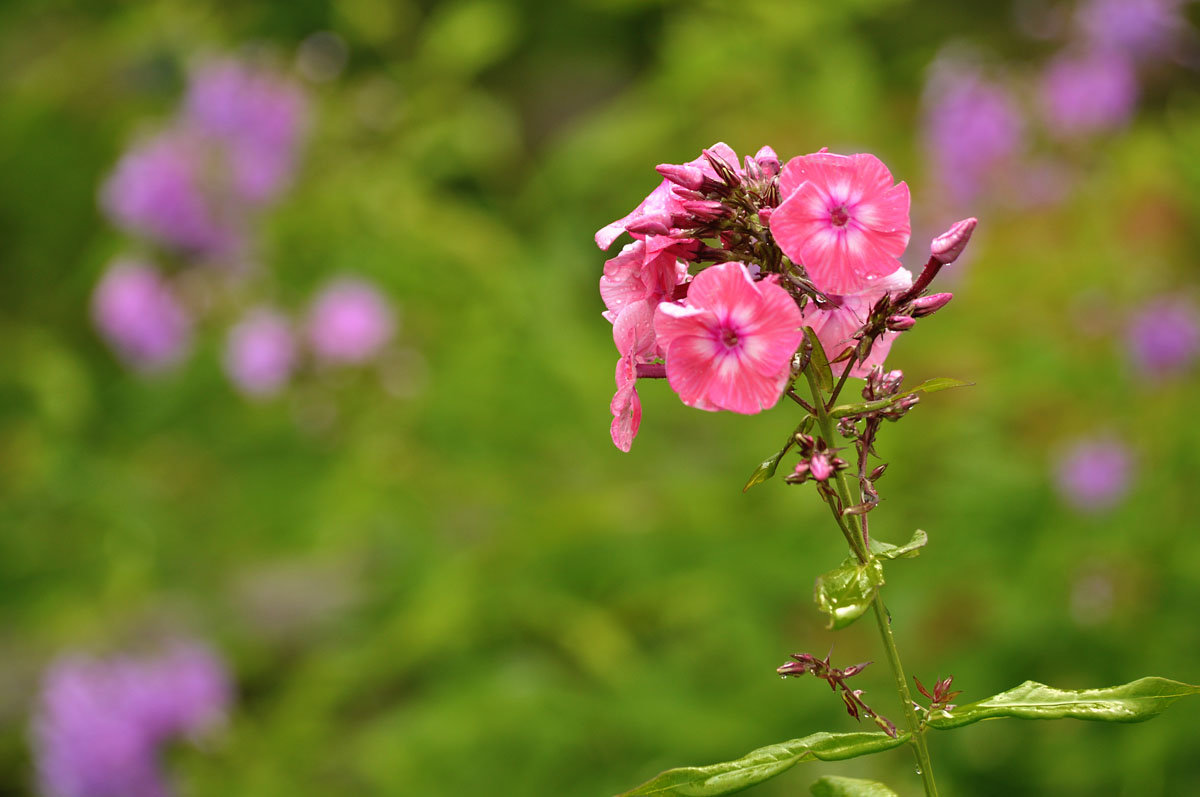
[803,365,938,796]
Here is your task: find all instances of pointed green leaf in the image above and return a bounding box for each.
[829,377,972,419]
[744,449,788,492]
[803,327,834,392]
[814,559,885,630]
[927,677,1200,731]
[810,775,900,797]
[620,732,909,797]
[869,529,927,561]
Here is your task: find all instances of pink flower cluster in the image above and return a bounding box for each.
[596,143,975,451]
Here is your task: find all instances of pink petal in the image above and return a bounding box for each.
[703,350,791,413]
[610,358,642,451]
[612,300,657,360]
[662,333,722,411]
[654,301,715,351]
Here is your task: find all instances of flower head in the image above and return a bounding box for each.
[1127,297,1200,378]
[224,308,297,398]
[307,278,396,365]
[1039,51,1138,136]
[1054,437,1133,512]
[1076,0,1186,61]
[599,236,692,323]
[769,152,911,295]
[91,260,192,373]
[654,262,804,414]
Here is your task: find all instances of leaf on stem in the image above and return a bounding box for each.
[810,775,901,797]
[803,327,834,392]
[868,529,927,561]
[926,677,1200,730]
[828,377,972,419]
[619,732,909,797]
[744,449,788,492]
[814,559,885,630]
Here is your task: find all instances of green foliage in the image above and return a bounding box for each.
[927,678,1200,730]
[814,558,885,631]
[621,732,909,796]
[810,775,900,797]
[829,378,972,419]
[803,327,834,392]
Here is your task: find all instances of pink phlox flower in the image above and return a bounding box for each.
[653,262,804,414]
[600,236,693,325]
[610,300,658,452]
[769,151,911,295]
[803,266,913,378]
[594,142,740,250]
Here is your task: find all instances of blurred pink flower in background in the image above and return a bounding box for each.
[183,59,308,205]
[1039,50,1139,136]
[33,643,230,797]
[100,131,237,257]
[223,308,297,397]
[654,262,804,414]
[91,260,192,372]
[770,151,911,295]
[306,278,397,365]
[1127,296,1200,378]
[1054,437,1133,512]
[1076,0,1188,61]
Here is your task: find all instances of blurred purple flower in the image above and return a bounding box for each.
[1127,296,1200,378]
[183,59,308,205]
[223,308,297,398]
[1039,50,1139,136]
[1054,437,1133,512]
[100,131,236,256]
[1076,0,1187,61]
[307,278,396,365]
[922,61,1025,204]
[91,260,192,372]
[33,644,230,797]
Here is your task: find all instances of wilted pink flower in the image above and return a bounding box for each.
[595,142,741,250]
[1054,437,1133,512]
[1127,297,1200,378]
[100,131,236,256]
[599,237,692,323]
[654,262,804,414]
[610,300,657,451]
[183,59,307,205]
[33,643,231,797]
[223,308,297,397]
[1039,51,1138,136]
[91,260,192,372]
[307,278,396,365]
[769,151,911,295]
[803,266,913,377]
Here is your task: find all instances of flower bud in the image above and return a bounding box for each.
[625,214,672,236]
[702,147,741,186]
[887,314,916,331]
[754,145,780,177]
[655,163,706,191]
[909,292,953,318]
[809,453,834,482]
[869,463,888,481]
[742,156,762,180]
[756,207,774,225]
[680,199,729,221]
[930,217,977,265]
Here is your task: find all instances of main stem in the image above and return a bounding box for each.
[803,367,938,797]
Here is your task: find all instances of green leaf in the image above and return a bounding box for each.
[810,775,900,797]
[620,732,909,796]
[828,377,971,419]
[869,529,927,561]
[814,558,885,630]
[927,677,1200,731]
[803,327,834,392]
[744,448,788,492]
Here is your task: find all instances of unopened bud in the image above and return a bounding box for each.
[757,206,774,225]
[910,292,953,318]
[680,199,729,221]
[809,453,834,482]
[869,463,888,481]
[702,147,741,186]
[625,214,672,236]
[887,314,916,331]
[930,217,977,265]
[754,145,780,177]
[742,156,762,180]
[655,163,706,191]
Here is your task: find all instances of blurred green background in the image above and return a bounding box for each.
[3,0,1200,794]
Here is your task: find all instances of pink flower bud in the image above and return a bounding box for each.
[809,453,833,482]
[757,207,774,225]
[909,292,954,318]
[625,214,672,236]
[754,145,780,176]
[930,217,977,265]
[655,163,706,191]
[742,156,762,180]
[680,199,728,221]
[887,314,916,331]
